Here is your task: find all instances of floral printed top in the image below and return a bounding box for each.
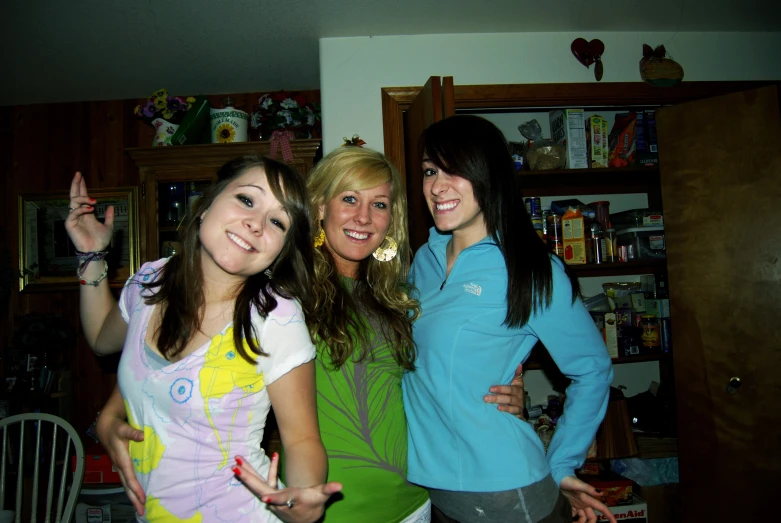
[117,258,315,522]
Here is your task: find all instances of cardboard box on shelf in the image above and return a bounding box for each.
[550,108,588,169]
[581,473,633,506]
[597,494,648,522]
[587,115,608,168]
[562,208,590,265]
[645,298,671,319]
[637,110,659,167]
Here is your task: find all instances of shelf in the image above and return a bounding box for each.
[611,353,671,365]
[634,433,678,459]
[524,352,670,371]
[567,259,667,277]
[516,166,660,197]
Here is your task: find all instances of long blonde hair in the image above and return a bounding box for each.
[307,147,419,370]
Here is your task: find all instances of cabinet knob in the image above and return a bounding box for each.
[726,376,742,395]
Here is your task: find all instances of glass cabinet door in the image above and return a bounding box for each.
[155,179,212,258]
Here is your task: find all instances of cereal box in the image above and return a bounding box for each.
[550,109,588,169]
[587,115,608,168]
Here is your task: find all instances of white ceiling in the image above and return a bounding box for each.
[2,0,778,106]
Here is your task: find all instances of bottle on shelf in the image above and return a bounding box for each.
[187,182,203,216]
[604,222,617,263]
[167,183,184,225]
[590,222,605,264]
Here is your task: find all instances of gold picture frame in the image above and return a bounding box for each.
[18,187,140,292]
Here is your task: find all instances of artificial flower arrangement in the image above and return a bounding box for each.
[133,88,196,126]
[250,91,321,139]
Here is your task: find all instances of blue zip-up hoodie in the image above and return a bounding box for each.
[402,227,613,491]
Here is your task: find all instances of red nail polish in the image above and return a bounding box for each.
[236,457,243,466]
[232,467,241,476]
[263,497,272,504]
[89,198,96,203]
[272,452,278,460]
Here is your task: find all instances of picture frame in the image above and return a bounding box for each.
[18,187,140,292]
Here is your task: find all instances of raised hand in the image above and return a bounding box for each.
[560,475,616,523]
[232,454,342,523]
[484,363,527,419]
[65,171,114,252]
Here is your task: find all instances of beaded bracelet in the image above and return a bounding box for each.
[78,260,109,287]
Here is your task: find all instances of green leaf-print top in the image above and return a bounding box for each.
[314,283,428,522]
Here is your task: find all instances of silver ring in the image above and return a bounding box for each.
[285,498,295,509]
[68,207,76,213]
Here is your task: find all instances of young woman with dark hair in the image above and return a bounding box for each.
[403,115,617,523]
[66,155,340,523]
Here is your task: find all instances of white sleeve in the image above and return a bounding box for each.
[118,259,166,323]
[255,296,316,385]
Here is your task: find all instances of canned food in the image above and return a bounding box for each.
[641,314,660,348]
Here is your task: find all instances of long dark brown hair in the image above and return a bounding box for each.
[142,155,314,362]
[420,115,579,328]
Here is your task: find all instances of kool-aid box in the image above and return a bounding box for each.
[597,494,648,522]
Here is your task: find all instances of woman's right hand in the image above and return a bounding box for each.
[96,409,146,515]
[65,171,114,252]
[233,454,342,523]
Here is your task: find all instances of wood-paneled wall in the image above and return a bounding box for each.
[2,90,319,437]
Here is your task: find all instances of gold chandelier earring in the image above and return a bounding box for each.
[372,236,398,262]
[313,225,326,248]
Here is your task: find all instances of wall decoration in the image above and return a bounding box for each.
[571,38,605,81]
[18,187,139,292]
[640,44,684,87]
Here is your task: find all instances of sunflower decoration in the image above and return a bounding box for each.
[216,122,237,143]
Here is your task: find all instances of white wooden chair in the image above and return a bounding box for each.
[0,413,85,523]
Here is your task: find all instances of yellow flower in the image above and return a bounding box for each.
[134,105,141,115]
[186,96,196,104]
[154,97,166,109]
[216,123,236,143]
[162,109,174,120]
[153,88,167,99]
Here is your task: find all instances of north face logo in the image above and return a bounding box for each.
[463,283,482,296]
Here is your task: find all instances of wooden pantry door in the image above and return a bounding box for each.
[404,76,455,252]
[657,84,781,521]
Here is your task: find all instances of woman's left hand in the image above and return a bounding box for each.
[233,454,342,523]
[560,475,617,523]
[484,363,526,419]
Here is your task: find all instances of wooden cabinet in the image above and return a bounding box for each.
[126,140,320,263]
[382,78,780,521]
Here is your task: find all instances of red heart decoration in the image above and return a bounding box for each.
[571,38,605,68]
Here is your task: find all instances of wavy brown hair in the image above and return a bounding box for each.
[307,147,419,370]
[141,155,314,363]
